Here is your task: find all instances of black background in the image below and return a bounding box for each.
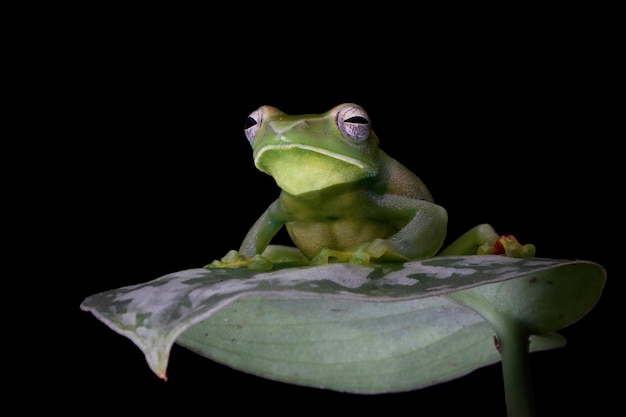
[44,11,618,416]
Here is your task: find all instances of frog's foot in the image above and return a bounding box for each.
[204,250,273,271]
[309,248,359,266]
[309,239,409,267]
[478,234,536,258]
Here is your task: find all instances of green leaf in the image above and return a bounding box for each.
[178,295,565,393]
[80,255,605,393]
[450,262,606,335]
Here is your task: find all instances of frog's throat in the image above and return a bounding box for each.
[254,144,375,195]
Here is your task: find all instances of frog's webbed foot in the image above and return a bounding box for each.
[204,245,310,271]
[204,250,273,271]
[438,224,536,258]
[309,248,357,266]
[478,234,536,258]
[310,239,409,267]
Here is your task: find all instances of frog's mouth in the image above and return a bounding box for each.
[254,144,375,195]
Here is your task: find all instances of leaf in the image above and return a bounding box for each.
[80,255,605,393]
[178,295,565,393]
[450,262,606,335]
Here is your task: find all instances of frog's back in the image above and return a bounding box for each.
[376,150,434,202]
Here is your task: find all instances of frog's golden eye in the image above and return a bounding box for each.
[244,107,264,145]
[337,104,371,142]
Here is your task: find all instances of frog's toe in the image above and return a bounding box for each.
[205,250,242,268]
[310,248,353,265]
[478,235,536,258]
[359,239,410,263]
[348,249,371,265]
[204,259,248,268]
[204,250,273,270]
[247,254,274,270]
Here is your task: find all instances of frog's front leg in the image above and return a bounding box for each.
[311,196,448,266]
[205,200,291,270]
[437,223,536,258]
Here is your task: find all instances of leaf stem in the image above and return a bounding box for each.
[449,291,536,416]
[493,320,535,417]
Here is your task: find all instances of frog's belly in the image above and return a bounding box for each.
[286,219,397,259]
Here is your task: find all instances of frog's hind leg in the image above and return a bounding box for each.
[437,224,536,258]
[437,224,499,256]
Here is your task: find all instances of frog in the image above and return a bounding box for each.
[207,103,535,270]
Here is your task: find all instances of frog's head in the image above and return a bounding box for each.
[244,103,380,196]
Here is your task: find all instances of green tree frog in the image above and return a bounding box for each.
[208,103,534,270]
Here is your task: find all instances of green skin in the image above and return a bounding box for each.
[209,103,534,270]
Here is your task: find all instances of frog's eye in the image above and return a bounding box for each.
[337,104,371,142]
[244,107,264,144]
